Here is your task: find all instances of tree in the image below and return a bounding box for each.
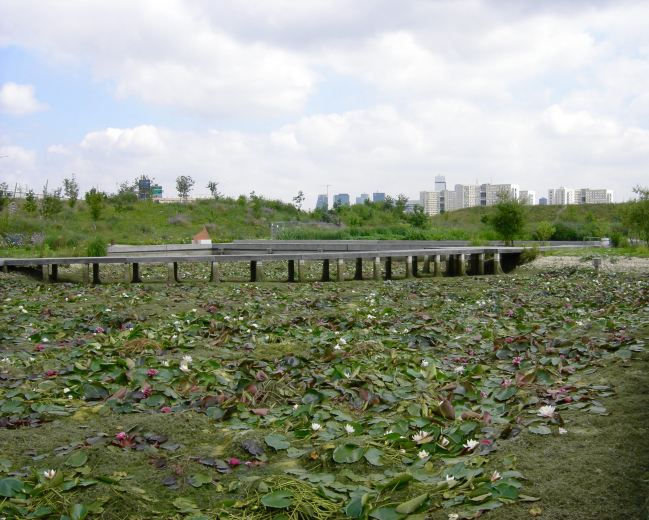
[63,176,79,208]
[85,188,104,227]
[0,182,10,212]
[481,191,528,246]
[23,190,38,215]
[292,191,305,211]
[395,194,409,215]
[622,185,649,245]
[408,204,428,228]
[206,181,221,201]
[41,186,63,219]
[176,175,194,201]
[534,221,556,242]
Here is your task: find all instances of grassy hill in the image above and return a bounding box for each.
[0,193,634,259]
[430,202,624,242]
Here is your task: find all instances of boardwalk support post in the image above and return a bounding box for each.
[337,258,345,282]
[298,259,306,282]
[373,257,381,281]
[92,263,101,284]
[354,258,363,280]
[209,261,220,283]
[321,259,331,282]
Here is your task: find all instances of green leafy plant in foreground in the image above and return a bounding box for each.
[0,466,106,519]
[0,263,647,519]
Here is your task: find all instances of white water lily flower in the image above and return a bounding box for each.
[448,514,459,520]
[559,427,568,435]
[399,448,406,454]
[345,424,355,434]
[293,404,298,410]
[454,366,465,374]
[182,355,193,364]
[367,314,375,319]
[334,345,342,351]
[490,471,501,482]
[161,360,169,367]
[412,430,429,442]
[417,450,429,459]
[43,470,56,479]
[463,439,479,450]
[445,474,455,482]
[537,405,556,418]
[439,437,450,447]
[311,423,323,431]
[63,388,70,394]
[179,363,190,374]
[339,338,347,345]
[421,360,429,367]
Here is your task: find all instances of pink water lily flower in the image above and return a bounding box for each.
[115,432,127,441]
[146,369,158,376]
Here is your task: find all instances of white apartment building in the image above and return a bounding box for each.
[519,190,536,205]
[548,187,577,205]
[455,184,482,209]
[419,191,441,216]
[577,188,614,204]
[440,189,458,212]
[485,184,520,206]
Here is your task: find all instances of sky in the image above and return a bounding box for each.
[1,0,648,208]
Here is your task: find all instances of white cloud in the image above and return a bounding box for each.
[0,0,315,117]
[0,145,37,191]
[35,101,648,206]
[0,82,49,115]
[1,1,649,201]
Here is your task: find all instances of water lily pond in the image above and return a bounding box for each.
[0,265,648,519]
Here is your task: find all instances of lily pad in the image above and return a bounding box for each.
[333,443,364,463]
[261,490,293,509]
[265,434,290,450]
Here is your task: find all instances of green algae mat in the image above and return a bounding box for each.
[1,267,648,519]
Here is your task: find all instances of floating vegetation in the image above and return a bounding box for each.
[0,266,648,518]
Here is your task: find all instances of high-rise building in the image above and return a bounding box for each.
[373,192,385,202]
[440,189,457,212]
[485,184,520,206]
[577,189,614,204]
[455,184,482,209]
[316,194,328,209]
[539,197,547,205]
[435,175,446,192]
[519,190,535,205]
[548,187,576,205]
[333,194,350,206]
[419,191,441,216]
[355,193,370,204]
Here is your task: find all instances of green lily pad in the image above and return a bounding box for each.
[333,443,364,463]
[265,434,290,450]
[66,451,89,467]
[261,490,293,508]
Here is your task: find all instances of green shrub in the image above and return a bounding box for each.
[86,237,107,257]
[610,230,623,248]
[520,244,541,264]
[534,221,556,242]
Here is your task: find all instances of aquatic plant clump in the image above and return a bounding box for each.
[0,267,647,519]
